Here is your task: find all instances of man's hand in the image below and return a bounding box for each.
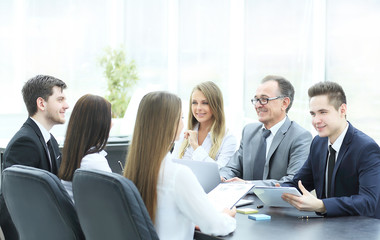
[224,177,245,183]
[281,180,326,212]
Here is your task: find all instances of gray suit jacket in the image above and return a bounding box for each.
[220,117,312,186]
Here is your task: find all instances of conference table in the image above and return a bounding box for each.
[194,195,380,240]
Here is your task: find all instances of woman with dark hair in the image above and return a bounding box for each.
[59,94,112,201]
[124,91,236,240]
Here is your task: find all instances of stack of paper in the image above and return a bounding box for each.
[207,182,255,210]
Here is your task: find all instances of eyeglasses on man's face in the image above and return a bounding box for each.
[251,96,286,105]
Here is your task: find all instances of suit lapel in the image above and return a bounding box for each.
[318,142,329,199]
[245,124,262,179]
[331,123,354,195]
[26,118,52,171]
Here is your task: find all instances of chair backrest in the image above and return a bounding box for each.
[2,165,84,240]
[73,169,159,240]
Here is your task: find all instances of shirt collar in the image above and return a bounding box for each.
[329,122,349,153]
[30,117,50,143]
[262,115,287,136]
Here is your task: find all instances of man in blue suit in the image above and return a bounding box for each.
[282,81,380,218]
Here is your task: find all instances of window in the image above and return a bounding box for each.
[326,0,380,141]
[1,0,379,143]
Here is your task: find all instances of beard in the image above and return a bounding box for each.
[46,110,65,125]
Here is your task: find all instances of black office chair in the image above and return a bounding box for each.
[2,165,84,240]
[73,169,159,240]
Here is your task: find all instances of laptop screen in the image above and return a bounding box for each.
[172,159,221,193]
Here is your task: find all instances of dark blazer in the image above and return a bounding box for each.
[0,118,61,239]
[220,116,312,186]
[3,117,61,172]
[285,122,380,218]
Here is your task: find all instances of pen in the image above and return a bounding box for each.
[118,161,124,172]
[257,205,264,209]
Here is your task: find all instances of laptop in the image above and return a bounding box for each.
[172,159,221,193]
[172,159,255,209]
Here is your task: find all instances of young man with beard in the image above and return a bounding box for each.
[0,75,69,239]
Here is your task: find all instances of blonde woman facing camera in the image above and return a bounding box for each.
[176,81,237,169]
[124,91,236,240]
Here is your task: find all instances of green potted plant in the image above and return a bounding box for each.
[99,46,139,119]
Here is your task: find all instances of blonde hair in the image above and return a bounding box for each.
[178,81,226,160]
[124,91,181,223]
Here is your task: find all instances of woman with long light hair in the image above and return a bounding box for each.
[176,81,236,169]
[59,94,112,201]
[124,91,236,239]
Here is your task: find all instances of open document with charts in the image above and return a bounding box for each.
[207,182,255,210]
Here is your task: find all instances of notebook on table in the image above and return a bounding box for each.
[207,182,255,210]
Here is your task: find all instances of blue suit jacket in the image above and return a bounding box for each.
[286,122,380,218]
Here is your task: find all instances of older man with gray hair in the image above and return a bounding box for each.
[220,75,312,186]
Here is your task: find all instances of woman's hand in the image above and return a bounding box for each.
[184,130,199,150]
[222,207,237,218]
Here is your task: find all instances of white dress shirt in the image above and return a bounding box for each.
[30,117,53,168]
[154,153,236,240]
[263,116,287,157]
[30,117,50,143]
[174,125,237,169]
[61,150,112,202]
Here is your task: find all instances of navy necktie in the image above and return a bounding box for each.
[327,145,336,198]
[252,129,271,180]
[47,140,57,174]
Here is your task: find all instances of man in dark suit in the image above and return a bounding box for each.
[0,75,69,239]
[220,76,312,186]
[282,81,380,218]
